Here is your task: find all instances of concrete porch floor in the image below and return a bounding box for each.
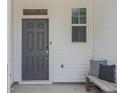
[11,84,101,93]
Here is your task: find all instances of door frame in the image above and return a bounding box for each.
[21,17,52,84]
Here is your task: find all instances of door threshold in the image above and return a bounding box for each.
[19,80,52,84]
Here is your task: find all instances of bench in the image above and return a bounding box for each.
[85,75,117,93]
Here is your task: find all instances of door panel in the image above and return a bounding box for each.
[37,32,44,50]
[22,19,49,80]
[27,32,33,50]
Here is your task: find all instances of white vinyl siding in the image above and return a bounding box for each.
[13,0,93,82]
[94,0,117,65]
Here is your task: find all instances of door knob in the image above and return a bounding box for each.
[44,49,48,60]
[44,46,48,54]
[44,49,48,55]
[45,50,48,54]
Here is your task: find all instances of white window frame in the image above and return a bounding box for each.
[71,8,87,42]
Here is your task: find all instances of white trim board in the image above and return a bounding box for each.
[19,81,52,84]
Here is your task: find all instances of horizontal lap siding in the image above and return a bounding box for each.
[52,51,92,82]
[49,0,93,82]
[14,0,93,82]
[94,0,117,65]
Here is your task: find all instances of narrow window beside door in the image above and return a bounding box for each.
[72,8,87,42]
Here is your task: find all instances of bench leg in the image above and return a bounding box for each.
[85,77,90,91]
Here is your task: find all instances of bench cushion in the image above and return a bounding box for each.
[98,64,116,82]
[87,75,117,92]
[89,59,107,76]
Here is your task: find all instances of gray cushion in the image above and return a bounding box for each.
[98,64,116,82]
[89,59,107,76]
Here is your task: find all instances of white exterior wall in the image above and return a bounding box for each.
[93,0,117,65]
[13,0,93,82]
[8,0,14,86]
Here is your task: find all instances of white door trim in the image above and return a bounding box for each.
[20,15,52,84]
[19,81,52,84]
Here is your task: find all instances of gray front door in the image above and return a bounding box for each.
[22,19,49,80]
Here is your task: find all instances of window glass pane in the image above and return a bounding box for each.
[72,26,86,42]
[78,26,86,42]
[72,27,78,42]
[79,8,86,16]
[80,17,86,24]
[83,26,86,42]
[72,17,78,24]
[77,26,82,41]
[72,8,78,16]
